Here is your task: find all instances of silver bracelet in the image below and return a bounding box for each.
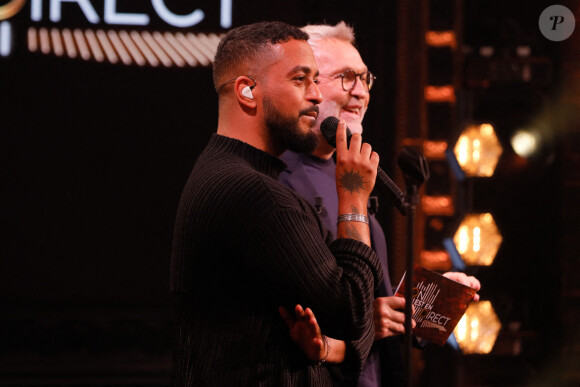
[317,335,330,366]
[337,213,369,225]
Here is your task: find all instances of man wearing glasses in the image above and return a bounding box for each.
[280,22,481,387]
[279,21,404,387]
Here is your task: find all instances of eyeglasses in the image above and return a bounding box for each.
[319,70,376,92]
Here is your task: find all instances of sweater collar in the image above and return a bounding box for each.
[209,134,287,179]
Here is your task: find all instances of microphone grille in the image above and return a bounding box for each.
[320,116,341,147]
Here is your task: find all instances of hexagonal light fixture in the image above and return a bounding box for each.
[453,123,503,177]
[453,213,502,266]
[454,301,501,354]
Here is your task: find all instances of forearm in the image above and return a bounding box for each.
[253,207,381,369]
[336,196,372,246]
[336,218,371,247]
[252,209,381,314]
[283,306,374,369]
[323,336,346,364]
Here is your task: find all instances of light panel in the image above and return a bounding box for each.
[454,301,501,354]
[27,27,221,68]
[453,213,502,266]
[453,123,503,177]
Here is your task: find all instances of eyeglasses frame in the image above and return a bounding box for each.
[319,70,376,92]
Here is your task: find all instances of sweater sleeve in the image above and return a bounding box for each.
[245,205,382,374]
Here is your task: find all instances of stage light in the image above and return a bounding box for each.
[453,213,502,266]
[28,27,221,67]
[0,0,26,21]
[0,21,11,57]
[425,85,456,103]
[454,301,501,354]
[511,129,539,158]
[422,195,454,216]
[453,123,503,177]
[423,140,448,160]
[420,249,452,271]
[425,31,457,48]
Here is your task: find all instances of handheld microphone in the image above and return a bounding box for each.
[320,116,408,215]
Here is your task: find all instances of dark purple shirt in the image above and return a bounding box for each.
[280,151,398,387]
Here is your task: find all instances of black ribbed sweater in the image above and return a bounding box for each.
[170,134,383,386]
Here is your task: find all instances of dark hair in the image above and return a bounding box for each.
[213,21,309,91]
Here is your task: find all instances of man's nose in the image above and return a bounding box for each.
[350,76,368,97]
[307,82,323,104]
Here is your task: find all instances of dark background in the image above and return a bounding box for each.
[1,0,579,385]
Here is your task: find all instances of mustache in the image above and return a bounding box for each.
[299,106,319,116]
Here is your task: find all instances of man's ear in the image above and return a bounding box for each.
[234,77,257,108]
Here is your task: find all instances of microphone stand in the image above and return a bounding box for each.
[398,147,430,387]
[403,184,417,387]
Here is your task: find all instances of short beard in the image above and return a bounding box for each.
[263,96,318,154]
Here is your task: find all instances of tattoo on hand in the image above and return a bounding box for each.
[338,169,365,193]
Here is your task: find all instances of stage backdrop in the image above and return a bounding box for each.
[0,0,397,384]
[1,0,570,385]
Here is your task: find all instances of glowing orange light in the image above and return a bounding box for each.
[453,213,502,266]
[453,124,503,177]
[454,301,501,354]
[422,195,454,216]
[423,140,448,160]
[425,85,456,103]
[0,0,26,21]
[420,250,451,271]
[425,30,457,48]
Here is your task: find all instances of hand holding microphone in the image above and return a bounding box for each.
[333,119,380,209]
[330,119,379,246]
[321,117,408,215]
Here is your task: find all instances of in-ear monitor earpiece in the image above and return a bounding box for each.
[242,86,254,99]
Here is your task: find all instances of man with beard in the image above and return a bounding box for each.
[170,21,385,386]
[279,22,480,387]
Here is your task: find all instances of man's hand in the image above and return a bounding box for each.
[443,272,481,301]
[279,305,325,362]
[335,120,379,211]
[373,296,416,340]
[334,120,379,246]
